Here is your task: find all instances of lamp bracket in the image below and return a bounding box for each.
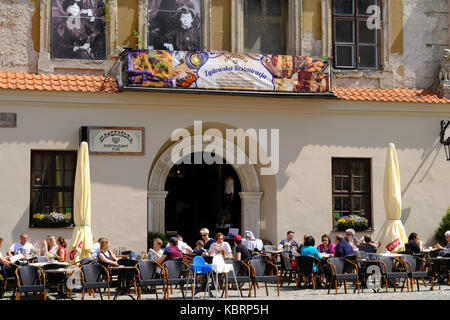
[440,120,450,145]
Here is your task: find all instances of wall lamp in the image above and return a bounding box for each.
[441,120,450,161]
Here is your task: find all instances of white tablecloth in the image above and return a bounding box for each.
[242,239,263,251]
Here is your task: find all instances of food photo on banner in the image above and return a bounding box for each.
[51,0,107,60]
[125,49,330,94]
[147,0,202,51]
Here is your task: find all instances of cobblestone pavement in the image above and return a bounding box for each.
[3,282,450,301]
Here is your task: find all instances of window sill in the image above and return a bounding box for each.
[29,224,75,229]
[332,68,389,78]
[333,228,375,233]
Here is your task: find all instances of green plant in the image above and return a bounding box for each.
[147,231,168,250]
[434,207,450,246]
[104,0,111,23]
[132,29,148,49]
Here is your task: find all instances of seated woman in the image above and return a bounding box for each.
[41,235,58,258]
[98,239,119,268]
[317,234,335,256]
[300,236,322,273]
[55,236,67,262]
[345,229,360,250]
[208,233,232,259]
[357,235,377,253]
[148,238,164,260]
[405,232,422,254]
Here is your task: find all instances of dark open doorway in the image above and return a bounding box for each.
[164,152,241,247]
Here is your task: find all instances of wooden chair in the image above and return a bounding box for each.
[326,257,360,294]
[247,258,279,297]
[224,259,253,297]
[400,255,434,291]
[376,256,410,292]
[15,265,47,300]
[135,261,166,299]
[279,252,297,286]
[80,264,110,300]
[295,256,321,291]
[162,259,192,299]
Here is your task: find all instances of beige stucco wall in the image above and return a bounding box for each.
[1,89,450,252]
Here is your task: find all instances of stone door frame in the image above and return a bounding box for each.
[147,135,263,238]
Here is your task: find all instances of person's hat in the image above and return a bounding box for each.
[345,228,356,236]
[234,235,243,241]
[169,237,178,244]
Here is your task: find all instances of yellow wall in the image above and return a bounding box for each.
[117,0,139,49]
[390,0,404,55]
[210,0,231,51]
[302,0,322,40]
[32,0,40,52]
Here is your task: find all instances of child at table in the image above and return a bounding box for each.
[193,240,207,256]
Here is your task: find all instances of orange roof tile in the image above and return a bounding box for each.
[1,72,450,104]
[333,87,450,104]
[0,72,119,93]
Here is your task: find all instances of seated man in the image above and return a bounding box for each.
[234,235,251,262]
[157,237,183,264]
[435,230,450,250]
[165,235,192,253]
[334,234,354,257]
[277,231,299,251]
[6,233,34,258]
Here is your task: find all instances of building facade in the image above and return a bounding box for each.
[0,0,450,252]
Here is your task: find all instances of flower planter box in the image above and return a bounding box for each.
[31,221,74,228]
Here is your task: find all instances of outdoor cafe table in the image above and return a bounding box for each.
[109,265,137,300]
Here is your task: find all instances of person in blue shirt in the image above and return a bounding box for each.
[300,236,322,273]
[334,234,354,257]
[91,237,104,259]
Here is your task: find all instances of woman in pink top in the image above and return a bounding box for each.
[317,234,335,256]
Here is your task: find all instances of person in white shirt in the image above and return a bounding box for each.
[6,233,34,257]
[165,235,192,253]
[40,234,58,257]
[208,233,232,258]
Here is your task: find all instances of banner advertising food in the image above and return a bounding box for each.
[125,50,331,94]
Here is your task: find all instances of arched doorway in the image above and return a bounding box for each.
[147,134,263,241]
[164,152,241,244]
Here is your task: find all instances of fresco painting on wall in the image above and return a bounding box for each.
[51,0,107,60]
[147,0,202,51]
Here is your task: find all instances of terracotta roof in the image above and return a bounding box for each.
[1,72,449,103]
[0,72,119,93]
[333,87,450,104]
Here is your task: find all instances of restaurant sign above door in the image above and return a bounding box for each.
[80,126,145,155]
[122,49,331,94]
